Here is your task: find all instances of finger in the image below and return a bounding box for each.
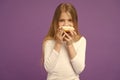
[64,34,72,41]
[73,31,77,35]
[63,31,71,39]
[64,37,69,42]
[60,30,64,36]
[64,37,73,45]
[57,26,61,31]
[69,30,74,36]
[63,31,68,36]
[62,33,66,39]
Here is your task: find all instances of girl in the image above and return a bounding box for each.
[42,3,87,80]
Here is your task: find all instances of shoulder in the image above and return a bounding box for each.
[74,36,87,45]
[80,36,86,42]
[42,36,55,46]
[77,36,86,42]
[43,39,55,47]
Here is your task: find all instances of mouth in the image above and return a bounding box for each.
[61,26,75,32]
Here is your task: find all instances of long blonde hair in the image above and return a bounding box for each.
[41,3,81,65]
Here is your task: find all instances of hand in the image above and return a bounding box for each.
[63,30,77,46]
[55,28,66,44]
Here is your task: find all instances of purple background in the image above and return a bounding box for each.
[0,0,120,80]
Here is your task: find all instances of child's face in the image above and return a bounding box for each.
[58,12,74,28]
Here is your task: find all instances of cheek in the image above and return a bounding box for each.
[58,22,64,27]
[70,22,74,26]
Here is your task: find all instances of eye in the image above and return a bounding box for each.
[59,19,64,22]
[68,19,72,22]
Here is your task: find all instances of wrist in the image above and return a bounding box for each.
[66,40,73,46]
[54,41,62,53]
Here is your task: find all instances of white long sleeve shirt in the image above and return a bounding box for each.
[43,36,86,80]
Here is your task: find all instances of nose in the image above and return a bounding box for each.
[64,21,69,26]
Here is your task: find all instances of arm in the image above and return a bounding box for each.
[43,40,61,73]
[43,28,65,73]
[67,37,87,74]
[66,44,77,60]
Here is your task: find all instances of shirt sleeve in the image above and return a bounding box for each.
[71,37,87,74]
[43,40,60,73]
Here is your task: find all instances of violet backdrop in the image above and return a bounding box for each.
[0,0,120,80]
